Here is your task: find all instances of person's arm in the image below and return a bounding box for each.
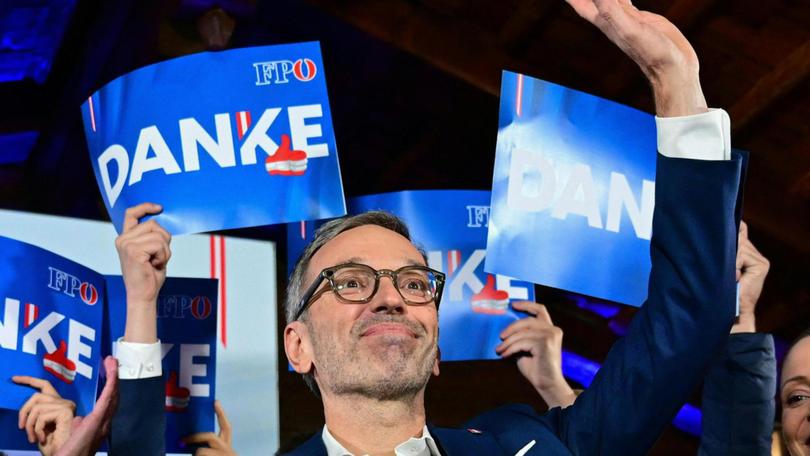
[497,301,577,409]
[108,203,170,456]
[699,224,775,455]
[552,2,743,453]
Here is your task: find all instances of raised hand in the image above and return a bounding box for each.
[115,203,171,343]
[731,221,770,333]
[565,0,708,117]
[13,376,75,454]
[496,301,577,409]
[182,400,237,455]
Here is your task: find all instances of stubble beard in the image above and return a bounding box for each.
[308,315,437,401]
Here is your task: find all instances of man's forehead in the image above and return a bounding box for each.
[309,225,425,270]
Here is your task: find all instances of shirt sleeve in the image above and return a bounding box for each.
[656,108,731,161]
[115,339,162,379]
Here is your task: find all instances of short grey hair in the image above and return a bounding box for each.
[285,210,427,396]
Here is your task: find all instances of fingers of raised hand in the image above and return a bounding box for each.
[24,400,74,443]
[183,432,226,451]
[565,0,599,22]
[91,356,120,421]
[213,400,232,444]
[18,392,65,430]
[117,233,172,267]
[496,327,562,358]
[510,301,552,322]
[12,376,59,396]
[122,203,163,232]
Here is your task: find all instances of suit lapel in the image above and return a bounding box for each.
[284,432,327,456]
[429,425,506,455]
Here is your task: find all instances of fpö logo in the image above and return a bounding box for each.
[47,267,98,305]
[157,294,214,320]
[253,58,317,86]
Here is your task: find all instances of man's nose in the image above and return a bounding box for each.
[371,276,405,314]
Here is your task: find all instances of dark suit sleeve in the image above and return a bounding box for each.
[109,376,166,456]
[553,153,744,455]
[698,333,776,456]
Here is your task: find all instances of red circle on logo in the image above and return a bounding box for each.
[292,58,317,82]
[80,283,98,305]
[191,296,212,320]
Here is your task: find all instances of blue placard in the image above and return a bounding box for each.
[0,236,104,450]
[104,276,218,454]
[486,72,657,306]
[81,42,346,235]
[288,190,536,361]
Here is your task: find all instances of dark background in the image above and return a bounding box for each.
[1,0,808,453]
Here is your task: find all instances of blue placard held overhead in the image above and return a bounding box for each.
[288,190,536,361]
[104,276,218,454]
[82,42,346,235]
[486,73,657,306]
[0,236,104,450]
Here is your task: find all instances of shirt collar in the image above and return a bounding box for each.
[322,425,440,456]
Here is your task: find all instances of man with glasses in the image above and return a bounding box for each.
[113,1,744,454]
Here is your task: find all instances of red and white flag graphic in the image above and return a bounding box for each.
[235,111,252,140]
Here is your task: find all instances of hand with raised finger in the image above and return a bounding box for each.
[495,301,577,409]
[12,376,75,455]
[731,221,770,334]
[565,0,707,116]
[182,401,236,455]
[115,202,171,343]
[53,356,119,456]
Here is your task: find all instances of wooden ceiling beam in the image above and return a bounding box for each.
[730,40,810,134]
[305,0,521,95]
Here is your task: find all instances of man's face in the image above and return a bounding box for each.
[301,225,439,400]
[782,336,810,456]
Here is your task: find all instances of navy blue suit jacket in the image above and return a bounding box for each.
[284,153,745,456]
[112,153,744,455]
[699,333,776,455]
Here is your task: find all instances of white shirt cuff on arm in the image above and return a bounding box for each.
[114,338,163,379]
[655,108,731,161]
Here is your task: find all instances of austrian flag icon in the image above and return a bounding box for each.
[165,371,191,412]
[43,340,77,384]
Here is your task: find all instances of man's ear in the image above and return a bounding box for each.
[433,346,441,376]
[284,321,313,374]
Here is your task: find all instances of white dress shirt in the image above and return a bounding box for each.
[322,425,441,456]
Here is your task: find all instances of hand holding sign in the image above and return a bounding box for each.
[13,375,75,451]
[115,203,171,343]
[12,356,119,456]
[565,0,707,116]
[496,302,577,409]
[731,222,770,334]
[182,400,236,456]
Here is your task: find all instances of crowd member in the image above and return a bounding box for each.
[780,328,810,456]
[12,356,119,456]
[108,0,746,453]
[279,0,742,453]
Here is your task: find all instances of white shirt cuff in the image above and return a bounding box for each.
[114,338,163,379]
[655,108,731,161]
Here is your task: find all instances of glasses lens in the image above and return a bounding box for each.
[396,267,439,303]
[332,266,376,302]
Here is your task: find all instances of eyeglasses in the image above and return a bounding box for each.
[294,262,446,321]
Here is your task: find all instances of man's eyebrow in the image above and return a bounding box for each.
[336,257,426,267]
[781,375,810,389]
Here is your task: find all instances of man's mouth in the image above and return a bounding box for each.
[361,323,417,338]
